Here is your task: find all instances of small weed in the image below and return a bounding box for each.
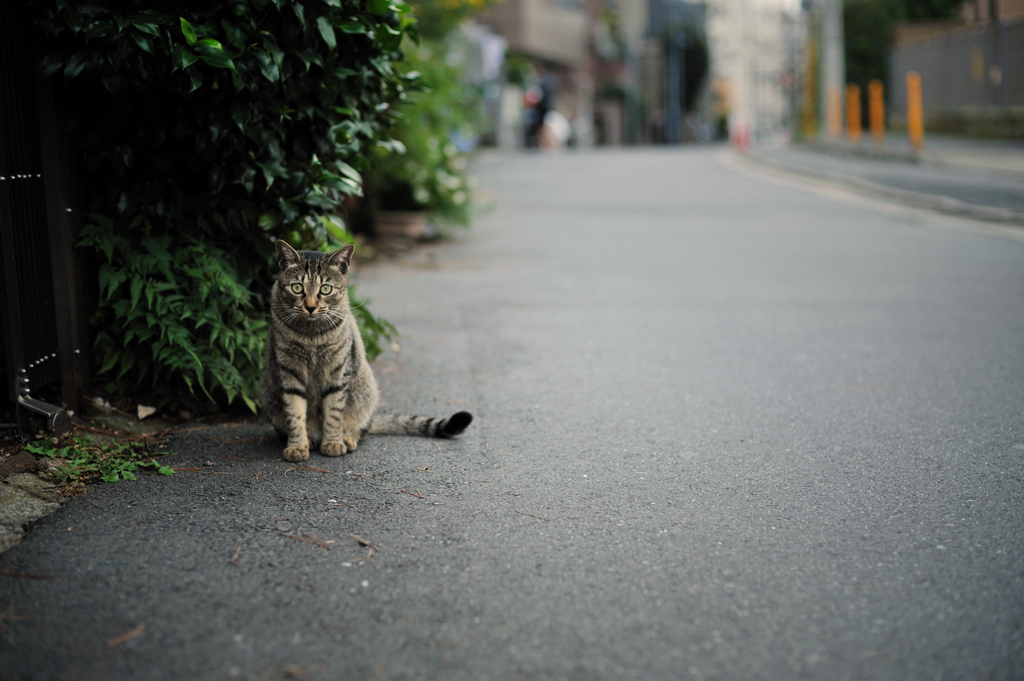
[25,434,173,485]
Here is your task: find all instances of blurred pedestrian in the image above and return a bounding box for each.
[524,63,558,148]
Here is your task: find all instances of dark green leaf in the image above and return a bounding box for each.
[131,20,162,37]
[40,54,64,78]
[230,102,251,131]
[339,20,369,34]
[200,55,237,72]
[130,276,144,312]
[63,51,88,80]
[375,23,403,51]
[131,31,154,55]
[188,67,204,92]
[180,49,199,70]
[316,17,337,50]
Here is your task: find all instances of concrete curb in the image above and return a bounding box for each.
[740,148,1024,226]
[801,139,931,165]
[0,472,62,554]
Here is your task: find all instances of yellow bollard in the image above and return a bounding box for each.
[868,79,885,144]
[906,72,923,151]
[846,84,862,143]
[827,86,843,140]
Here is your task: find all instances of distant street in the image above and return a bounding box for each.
[747,136,1024,222]
[2,147,1023,681]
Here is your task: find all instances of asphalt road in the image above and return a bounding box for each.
[2,148,1023,681]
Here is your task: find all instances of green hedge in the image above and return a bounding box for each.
[36,0,414,412]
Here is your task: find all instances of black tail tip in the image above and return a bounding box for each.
[441,411,473,437]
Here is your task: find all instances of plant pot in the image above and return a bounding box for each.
[373,210,428,239]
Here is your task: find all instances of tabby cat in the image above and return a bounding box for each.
[258,239,472,462]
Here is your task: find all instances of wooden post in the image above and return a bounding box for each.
[906,71,923,151]
[845,83,861,143]
[868,79,884,144]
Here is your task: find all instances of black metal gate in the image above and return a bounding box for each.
[0,1,71,432]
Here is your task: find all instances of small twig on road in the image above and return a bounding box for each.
[284,533,331,551]
[297,465,334,474]
[432,442,441,452]
[0,570,52,580]
[226,456,247,462]
[400,489,424,499]
[172,467,204,472]
[107,623,146,647]
[283,464,333,476]
[349,533,379,551]
[346,471,368,476]
[230,546,241,565]
[513,510,547,521]
[253,471,261,481]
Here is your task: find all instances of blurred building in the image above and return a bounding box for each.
[476,0,711,146]
[474,0,800,147]
[705,0,803,145]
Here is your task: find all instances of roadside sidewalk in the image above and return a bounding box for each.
[741,133,1024,224]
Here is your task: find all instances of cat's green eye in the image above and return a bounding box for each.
[320,284,333,295]
[290,283,303,294]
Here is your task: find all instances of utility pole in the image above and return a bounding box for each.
[666,34,681,144]
[819,0,844,139]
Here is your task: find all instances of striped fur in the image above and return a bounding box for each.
[258,240,472,462]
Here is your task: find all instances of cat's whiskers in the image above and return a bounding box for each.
[324,308,346,324]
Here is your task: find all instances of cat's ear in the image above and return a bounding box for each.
[275,239,301,270]
[327,243,355,274]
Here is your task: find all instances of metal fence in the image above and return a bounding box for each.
[890,17,1024,116]
[0,1,70,431]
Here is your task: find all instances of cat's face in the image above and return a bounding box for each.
[271,240,354,331]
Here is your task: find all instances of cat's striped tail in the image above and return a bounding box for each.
[367,411,473,438]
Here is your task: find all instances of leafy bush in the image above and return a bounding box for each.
[78,216,266,411]
[35,0,415,412]
[367,36,482,228]
[408,0,493,41]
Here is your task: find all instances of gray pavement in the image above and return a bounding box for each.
[745,134,1024,223]
[2,148,1024,680]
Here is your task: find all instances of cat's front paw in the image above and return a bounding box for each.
[321,441,347,457]
[283,446,310,462]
